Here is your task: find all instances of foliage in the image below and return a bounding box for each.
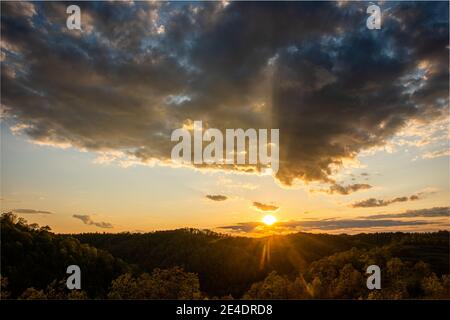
[244,248,450,299]
[2,213,449,299]
[1,212,128,298]
[108,267,201,299]
[1,276,10,299]
[244,271,310,299]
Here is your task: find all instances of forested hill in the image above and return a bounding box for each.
[73,228,450,297]
[2,212,449,299]
[1,213,129,298]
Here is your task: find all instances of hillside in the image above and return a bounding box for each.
[1,213,449,299]
[1,213,129,298]
[74,229,450,297]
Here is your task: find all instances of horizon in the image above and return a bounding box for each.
[5,211,450,238]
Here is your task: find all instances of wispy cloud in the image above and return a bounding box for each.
[351,190,436,208]
[252,202,279,212]
[219,207,449,233]
[206,194,228,201]
[363,206,450,219]
[12,208,52,214]
[220,219,433,233]
[421,148,450,159]
[314,183,372,195]
[360,173,369,177]
[72,214,113,229]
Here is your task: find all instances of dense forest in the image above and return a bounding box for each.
[1,212,449,299]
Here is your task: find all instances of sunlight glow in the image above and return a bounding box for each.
[262,215,277,226]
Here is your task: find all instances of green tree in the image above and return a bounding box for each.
[19,288,47,300]
[108,267,201,299]
[1,212,128,298]
[244,271,310,299]
[421,274,450,299]
[331,264,365,299]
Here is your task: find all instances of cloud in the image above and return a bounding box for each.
[220,222,263,233]
[352,197,409,208]
[252,202,279,212]
[12,208,52,214]
[315,183,372,195]
[220,207,449,233]
[364,206,450,219]
[351,190,434,208]
[206,194,228,201]
[72,214,113,229]
[421,148,450,159]
[1,2,448,185]
[220,219,433,233]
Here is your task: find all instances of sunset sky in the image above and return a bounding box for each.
[1,1,449,235]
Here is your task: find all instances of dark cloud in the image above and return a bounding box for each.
[317,183,372,195]
[72,214,113,229]
[351,191,430,208]
[364,206,450,219]
[12,208,52,214]
[220,222,262,233]
[252,202,279,212]
[1,1,448,185]
[206,194,228,201]
[220,206,449,233]
[220,219,432,233]
[277,219,432,231]
[360,173,369,177]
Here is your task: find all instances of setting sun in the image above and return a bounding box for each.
[262,215,277,226]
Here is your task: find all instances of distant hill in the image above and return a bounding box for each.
[2,212,449,299]
[73,228,450,297]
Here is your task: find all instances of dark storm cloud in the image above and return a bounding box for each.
[72,214,113,229]
[206,194,228,201]
[12,209,52,214]
[1,1,448,185]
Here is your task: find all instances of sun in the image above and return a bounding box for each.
[262,215,277,226]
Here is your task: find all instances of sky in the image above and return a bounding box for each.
[1,1,449,236]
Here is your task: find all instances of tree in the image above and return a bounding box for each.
[19,288,47,300]
[1,276,10,299]
[3,212,449,300]
[244,271,310,299]
[331,264,365,299]
[1,212,128,298]
[421,274,450,299]
[18,280,88,300]
[108,267,201,299]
